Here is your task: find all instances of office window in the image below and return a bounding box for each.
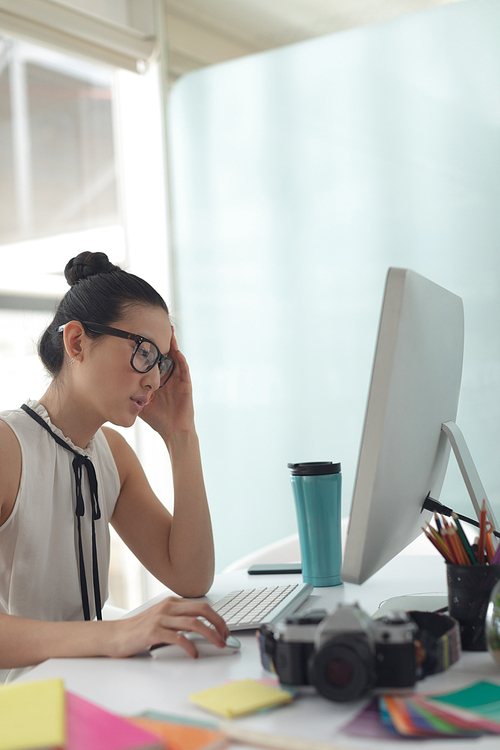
[0,35,125,396]
[0,35,119,244]
[0,33,170,611]
[0,307,51,401]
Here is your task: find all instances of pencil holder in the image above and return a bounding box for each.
[447,564,500,651]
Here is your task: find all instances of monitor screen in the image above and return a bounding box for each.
[341,268,464,585]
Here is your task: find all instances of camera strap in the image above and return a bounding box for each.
[21,403,102,622]
[409,611,461,676]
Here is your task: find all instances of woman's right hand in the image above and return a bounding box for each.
[139,332,196,442]
[107,597,230,659]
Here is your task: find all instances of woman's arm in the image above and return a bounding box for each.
[0,597,230,669]
[0,421,226,668]
[109,333,215,598]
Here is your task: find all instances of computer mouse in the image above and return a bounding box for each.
[150,633,241,659]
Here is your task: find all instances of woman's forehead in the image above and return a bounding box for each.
[116,306,172,349]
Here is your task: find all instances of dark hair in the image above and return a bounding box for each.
[38,251,169,377]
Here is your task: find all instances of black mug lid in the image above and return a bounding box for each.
[288,461,341,476]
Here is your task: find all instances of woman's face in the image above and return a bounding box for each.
[79,305,172,428]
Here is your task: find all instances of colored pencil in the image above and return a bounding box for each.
[447,527,468,565]
[446,528,460,564]
[422,527,454,564]
[424,510,498,566]
[425,522,455,561]
[478,500,487,564]
[432,522,459,563]
[485,525,495,563]
[452,513,478,566]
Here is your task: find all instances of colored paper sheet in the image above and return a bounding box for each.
[402,701,445,735]
[380,697,427,737]
[371,699,401,738]
[66,692,163,750]
[190,679,292,718]
[139,711,219,730]
[341,699,399,739]
[431,681,500,721]
[417,698,500,733]
[129,716,228,750]
[388,695,480,738]
[0,677,66,750]
[407,700,481,737]
[345,686,500,742]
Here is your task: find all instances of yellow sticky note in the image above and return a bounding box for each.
[0,678,66,750]
[190,679,292,719]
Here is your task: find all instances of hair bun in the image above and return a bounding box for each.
[64,252,120,287]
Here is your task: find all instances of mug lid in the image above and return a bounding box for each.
[287,461,341,476]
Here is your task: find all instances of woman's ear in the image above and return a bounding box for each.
[62,321,86,363]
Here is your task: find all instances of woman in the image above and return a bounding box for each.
[0,251,229,676]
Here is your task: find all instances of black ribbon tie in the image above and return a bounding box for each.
[21,403,102,621]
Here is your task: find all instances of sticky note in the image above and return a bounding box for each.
[0,678,66,750]
[190,679,292,718]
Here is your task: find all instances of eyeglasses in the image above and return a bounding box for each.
[58,321,175,388]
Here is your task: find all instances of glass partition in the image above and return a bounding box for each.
[169,0,500,571]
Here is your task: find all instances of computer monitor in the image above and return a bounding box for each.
[342,268,470,585]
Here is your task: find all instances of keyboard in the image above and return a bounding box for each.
[209,582,313,631]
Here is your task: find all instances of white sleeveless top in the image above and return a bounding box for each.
[0,400,120,624]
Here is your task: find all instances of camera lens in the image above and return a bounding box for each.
[325,657,355,688]
[309,635,376,702]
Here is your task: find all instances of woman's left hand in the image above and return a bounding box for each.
[139,331,195,439]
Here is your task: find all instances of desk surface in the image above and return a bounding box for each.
[19,554,500,750]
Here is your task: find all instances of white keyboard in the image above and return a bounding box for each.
[209,582,313,631]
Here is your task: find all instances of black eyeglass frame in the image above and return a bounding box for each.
[58,320,175,387]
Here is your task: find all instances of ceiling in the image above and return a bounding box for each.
[164,0,465,79]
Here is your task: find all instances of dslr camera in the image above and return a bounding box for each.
[259,603,419,702]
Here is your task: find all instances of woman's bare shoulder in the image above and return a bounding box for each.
[0,419,21,462]
[101,425,136,458]
[0,419,22,525]
[101,425,141,486]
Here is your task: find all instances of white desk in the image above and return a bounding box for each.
[18,554,500,750]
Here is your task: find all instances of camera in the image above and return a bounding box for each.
[259,603,419,702]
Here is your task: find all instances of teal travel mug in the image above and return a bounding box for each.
[288,462,342,587]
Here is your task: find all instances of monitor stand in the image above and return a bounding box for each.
[441,421,499,531]
[374,421,498,619]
